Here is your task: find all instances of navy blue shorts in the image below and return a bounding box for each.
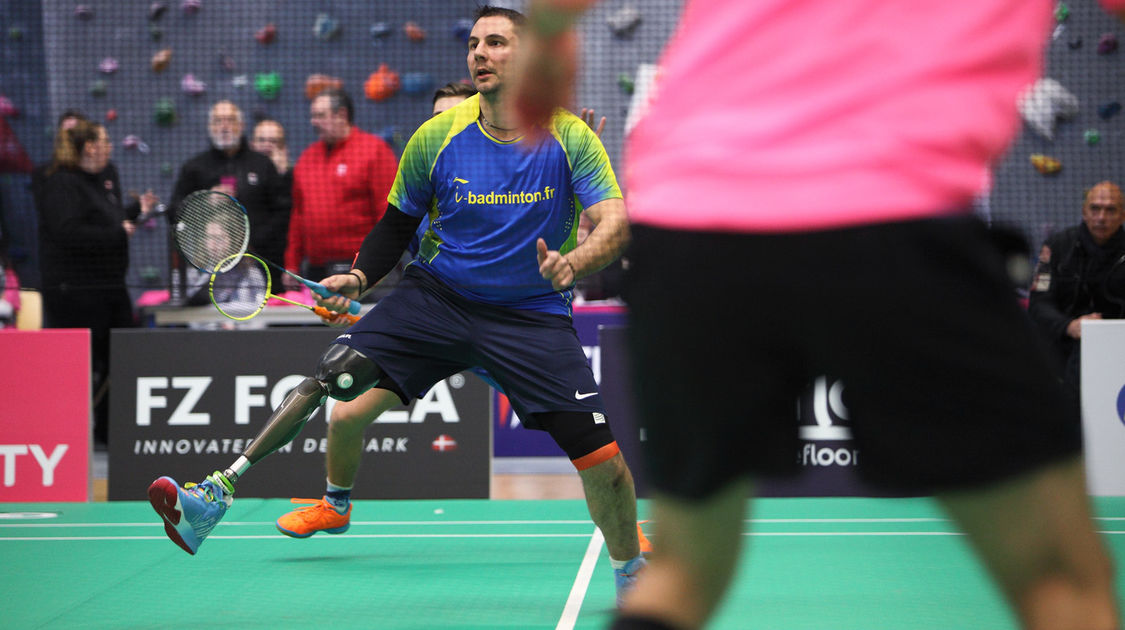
[333,266,603,427]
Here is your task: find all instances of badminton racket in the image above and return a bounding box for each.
[209,253,361,324]
[175,189,360,314]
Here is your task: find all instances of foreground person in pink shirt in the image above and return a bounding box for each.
[518,1,1123,629]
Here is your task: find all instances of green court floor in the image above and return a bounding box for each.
[3,497,1124,629]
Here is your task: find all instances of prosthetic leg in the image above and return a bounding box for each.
[220,344,383,484]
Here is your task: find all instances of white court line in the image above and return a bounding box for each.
[0,517,951,528]
[5,530,1125,542]
[6,516,1125,528]
[0,533,597,542]
[556,528,604,630]
[0,519,596,528]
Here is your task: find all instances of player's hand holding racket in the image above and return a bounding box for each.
[312,272,365,322]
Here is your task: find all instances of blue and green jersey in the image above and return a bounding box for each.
[390,94,621,316]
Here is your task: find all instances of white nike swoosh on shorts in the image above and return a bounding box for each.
[574,390,598,400]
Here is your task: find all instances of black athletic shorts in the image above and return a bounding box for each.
[624,215,1082,498]
[334,265,606,427]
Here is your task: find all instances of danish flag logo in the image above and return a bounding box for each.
[431,434,458,452]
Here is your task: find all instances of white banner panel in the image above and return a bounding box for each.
[1081,320,1125,496]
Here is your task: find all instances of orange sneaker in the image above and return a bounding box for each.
[637,521,652,554]
[276,497,351,538]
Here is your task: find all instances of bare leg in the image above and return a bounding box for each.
[578,453,642,560]
[938,456,1119,630]
[325,387,401,487]
[621,478,751,629]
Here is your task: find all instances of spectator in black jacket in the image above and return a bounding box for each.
[1029,180,1125,414]
[170,101,289,296]
[40,119,158,448]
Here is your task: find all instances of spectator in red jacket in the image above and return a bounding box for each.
[285,88,398,290]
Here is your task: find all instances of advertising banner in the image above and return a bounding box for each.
[493,305,626,458]
[1081,320,1125,496]
[108,329,490,500]
[0,330,90,502]
[599,325,916,498]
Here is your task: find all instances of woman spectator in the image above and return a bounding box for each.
[40,120,157,449]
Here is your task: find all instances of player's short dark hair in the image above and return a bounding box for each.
[432,82,477,106]
[316,88,354,124]
[474,5,527,29]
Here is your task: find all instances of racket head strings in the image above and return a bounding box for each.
[175,190,250,274]
[210,254,271,320]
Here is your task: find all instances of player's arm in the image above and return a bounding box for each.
[538,197,627,290]
[515,1,599,133]
[343,204,423,298]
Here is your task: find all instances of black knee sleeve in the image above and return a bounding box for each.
[315,344,383,401]
[533,411,617,464]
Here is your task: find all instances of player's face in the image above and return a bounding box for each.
[310,95,348,143]
[467,16,520,95]
[209,103,243,151]
[1083,185,1125,245]
[432,95,469,116]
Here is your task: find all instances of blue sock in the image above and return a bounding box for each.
[324,480,351,515]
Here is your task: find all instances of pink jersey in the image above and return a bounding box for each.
[625,0,1062,232]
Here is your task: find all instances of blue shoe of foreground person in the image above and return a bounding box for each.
[614,555,648,608]
[147,472,234,555]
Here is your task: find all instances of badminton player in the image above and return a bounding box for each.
[516,1,1123,629]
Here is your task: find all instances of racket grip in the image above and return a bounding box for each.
[313,306,361,325]
[306,280,362,314]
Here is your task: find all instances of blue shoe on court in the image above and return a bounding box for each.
[147,472,234,555]
[614,555,647,608]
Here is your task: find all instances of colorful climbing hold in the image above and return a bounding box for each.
[181,74,206,96]
[8,26,24,41]
[1030,154,1062,175]
[452,18,473,43]
[305,74,343,100]
[99,57,119,74]
[618,73,635,95]
[154,98,176,126]
[1098,101,1121,119]
[607,6,641,37]
[255,23,277,45]
[254,72,282,100]
[105,109,117,122]
[232,74,249,88]
[364,64,400,101]
[1055,2,1069,22]
[370,22,391,40]
[402,72,434,96]
[151,48,172,72]
[1098,33,1118,55]
[404,22,426,42]
[181,0,201,16]
[149,2,167,21]
[122,135,151,153]
[314,13,342,41]
[89,80,107,97]
[1084,129,1101,145]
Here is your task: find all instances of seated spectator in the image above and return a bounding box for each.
[1028,180,1125,415]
